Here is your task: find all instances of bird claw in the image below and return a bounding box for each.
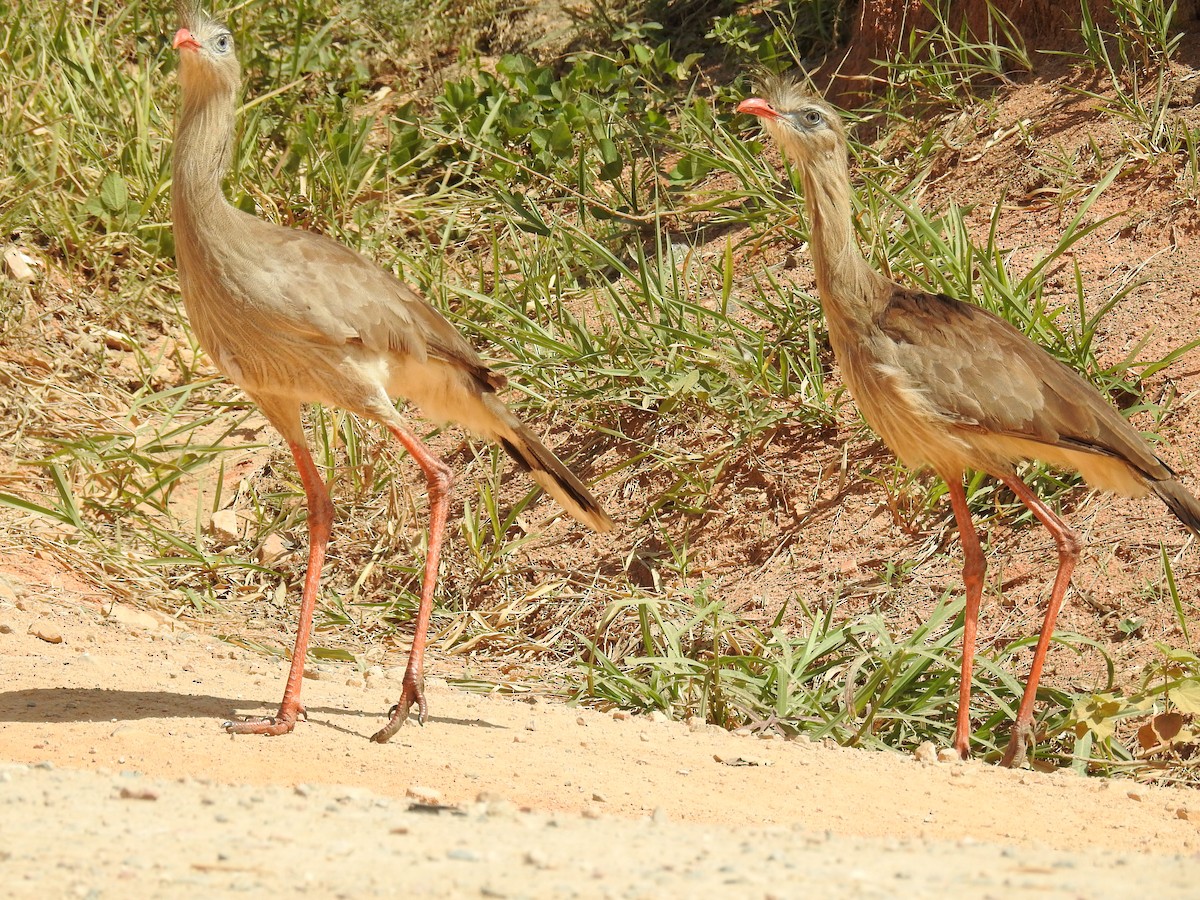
[999,723,1032,768]
[369,673,426,743]
[222,703,305,736]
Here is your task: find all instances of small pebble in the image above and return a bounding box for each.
[4,246,36,282]
[118,786,158,801]
[912,741,938,764]
[208,508,242,542]
[406,785,442,805]
[29,623,63,644]
[257,533,289,565]
[103,329,134,351]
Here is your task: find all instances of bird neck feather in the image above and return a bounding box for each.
[172,82,238,231]
[795,148,886,330]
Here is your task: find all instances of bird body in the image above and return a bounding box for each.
[170,3,611,742]
[845,286,1175,501]
[739,77,1199,765]
[177,197,518,450]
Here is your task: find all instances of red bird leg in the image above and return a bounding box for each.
[945,476,986,759]
[998,474,1081,767]
[370,424,454,744]
[225,439,333,735]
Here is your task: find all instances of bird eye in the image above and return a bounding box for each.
[213,32,233,53]
[802,109,823,126]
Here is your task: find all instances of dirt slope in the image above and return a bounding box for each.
[2,581,1199,897]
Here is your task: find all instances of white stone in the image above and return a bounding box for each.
[208,508,242,542]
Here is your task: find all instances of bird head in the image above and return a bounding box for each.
[736,76,845,167]
[172,2,240,96]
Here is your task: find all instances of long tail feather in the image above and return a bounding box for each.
[1153,478,1200,538]
[482,395,613,533]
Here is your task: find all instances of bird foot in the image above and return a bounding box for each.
[999,723,1032,768]
[369,671,427,743]
[223,704,306,736]
[951,729,971,761]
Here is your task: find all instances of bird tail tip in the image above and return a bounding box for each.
[1153,478,1200,539]
[495,429,613,533]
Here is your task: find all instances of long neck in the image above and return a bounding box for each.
[795,149,887,333]
[172,82,238,236]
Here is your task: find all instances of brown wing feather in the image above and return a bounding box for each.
[877,288,1171,482]
[241,218,504,392]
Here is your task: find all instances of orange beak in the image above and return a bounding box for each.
[736,98,780,120]
[173,28,201,51]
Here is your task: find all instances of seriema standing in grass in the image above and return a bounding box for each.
[738,75,1200,766]
[169,1,612,742]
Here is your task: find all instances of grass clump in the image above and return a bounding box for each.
[877,0,1032,112]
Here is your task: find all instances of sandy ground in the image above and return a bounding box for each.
[2,588,1200,898]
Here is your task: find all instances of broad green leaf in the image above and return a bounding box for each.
[1168,678,1200,714]
[100,172,128,212]
[596,138,623,180]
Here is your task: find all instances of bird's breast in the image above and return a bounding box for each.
[830,328,982,478]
